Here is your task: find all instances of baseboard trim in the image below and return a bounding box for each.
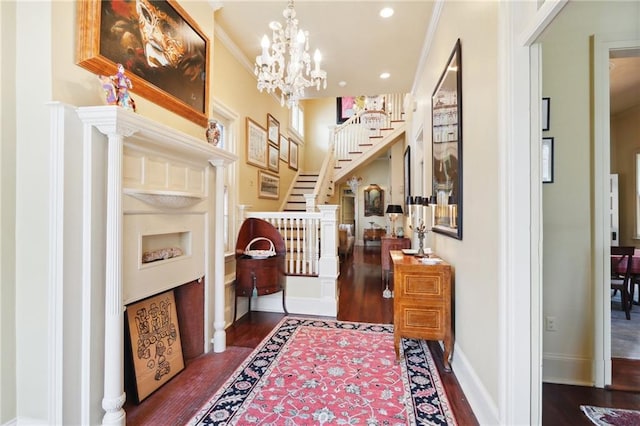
[451,344,500,425]
[250,294,337,317]
[450,343,500,425]
[543,352,594,386]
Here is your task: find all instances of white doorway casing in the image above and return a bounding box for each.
[593,34,640,388]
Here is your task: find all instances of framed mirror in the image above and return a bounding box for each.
[431,39,462,239]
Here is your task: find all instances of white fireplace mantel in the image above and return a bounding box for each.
[76,106,236,426]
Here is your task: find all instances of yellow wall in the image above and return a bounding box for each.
[212,33,297,210]
[304,97,335,172]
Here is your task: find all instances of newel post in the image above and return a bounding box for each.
[317,205,339,314]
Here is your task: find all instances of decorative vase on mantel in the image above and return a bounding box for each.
[206,119,221,146]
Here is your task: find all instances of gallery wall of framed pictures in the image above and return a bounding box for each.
[245,112,301,200]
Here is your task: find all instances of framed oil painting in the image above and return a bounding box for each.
[126,289,184,402]
[258,170,279,199]
[246,117,267,168]
[432,39,462,239]
[77,0,209,126]
[279,134,289,162]
[267,113,280,146]
[364,184,384,217]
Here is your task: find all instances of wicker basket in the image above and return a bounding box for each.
[244,237,276,259]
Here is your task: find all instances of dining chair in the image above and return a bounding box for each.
[611,246,635,320]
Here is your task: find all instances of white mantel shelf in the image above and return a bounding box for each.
[76,105,236,426]
[77,105,237,167]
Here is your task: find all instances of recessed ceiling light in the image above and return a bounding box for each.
[338,81,347,87]
[380,7,394,18]
[380,72,390,79]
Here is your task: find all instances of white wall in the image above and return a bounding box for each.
[540,0,640,385]
[411,0,500,411]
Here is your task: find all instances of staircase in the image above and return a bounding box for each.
[284,173,320,211]
[282,93,407,210]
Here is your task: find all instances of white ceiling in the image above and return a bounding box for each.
[213,1,435,99]
[212,2,639,115]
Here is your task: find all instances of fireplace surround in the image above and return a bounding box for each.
[69,105,237,425]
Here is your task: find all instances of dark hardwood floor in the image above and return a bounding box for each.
[125,244,640,425]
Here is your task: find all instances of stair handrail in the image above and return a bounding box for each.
[311,108,374,208]
[311,93,407,208]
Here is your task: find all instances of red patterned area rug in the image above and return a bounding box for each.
[581,405,640,426]
[189,317,457,425]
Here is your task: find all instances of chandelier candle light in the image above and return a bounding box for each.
[255,1,327,108]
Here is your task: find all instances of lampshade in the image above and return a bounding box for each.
[385,204,403,214]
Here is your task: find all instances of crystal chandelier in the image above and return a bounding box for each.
[254,1,327,108]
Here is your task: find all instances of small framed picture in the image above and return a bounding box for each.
[542,137,554,183]
[267,113,279,146]
[542,97,550,131]
[258,170,279,199]
[268,144,279,172]
[246,117,267,169]
[279,134,289,162]
[289,139,299,171]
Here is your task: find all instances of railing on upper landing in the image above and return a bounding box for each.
[239,205,339,278]
[314,93,406,206]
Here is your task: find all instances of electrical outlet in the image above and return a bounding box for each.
[545,316,557,331]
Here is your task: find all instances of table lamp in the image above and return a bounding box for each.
[385,204,403,237]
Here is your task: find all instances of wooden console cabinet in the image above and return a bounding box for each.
[363,228,386,245]
[390,250,453,371]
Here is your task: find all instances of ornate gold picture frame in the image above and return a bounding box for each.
[76,0,210,126]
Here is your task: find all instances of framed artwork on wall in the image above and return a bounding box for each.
[542,137,554,183]
[279,134,289,162]
[364,184,384,217]
[542,97,550,131]
[268,144,279,172]
[76,0,209,126]
[246,117,267,168]
[258,170,280,199]
[431,38,462,239]
[289,139,299,171]
[404,146,411,209]
[336,96,365,124]
[267,113,280,145]
[126,289,184,402]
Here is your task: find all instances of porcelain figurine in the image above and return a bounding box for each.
[98,63,136,112]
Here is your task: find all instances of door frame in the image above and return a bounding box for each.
[593,35,640,387]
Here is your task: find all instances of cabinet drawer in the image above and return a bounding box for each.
[397,305,445,331]
[398,273,445,298]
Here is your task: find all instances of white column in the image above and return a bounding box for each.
[210,159,226,352]
[101,133,126,426]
